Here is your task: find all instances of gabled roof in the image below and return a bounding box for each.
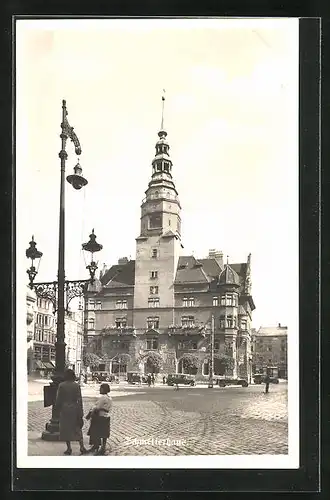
[238,305,247,315]
[255,325,288,337]
[101,260,135,288]
[198,258,223,278]
[174,256,210,284]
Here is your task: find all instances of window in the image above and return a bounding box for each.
[149,286,159,295]
[220,294,237,306]
[219,316,236,328]
[115,318,127,328]
[44,316,48,326]
[147,317,159,329]
[214,341,220,350]
[240,320,247,330]
[121,341,129,349]
[227,316,234,328]
[182,297,195,307]
[89,300,95,310]
[191,342,197,350]
[150,271,158,279]
[146,338,158,350]
[116,300,128,309]
[148,298,160,308]
[181,316,195,328]
[112,339,121,347]
[152,249,158,259]
[251,345,254,352]
[88,318,95,330]
[95,301,102,310]
[149,213,162,228]
[267,346,272,352]
[213,297,219,307]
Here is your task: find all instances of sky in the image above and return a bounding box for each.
[16,18,299,330]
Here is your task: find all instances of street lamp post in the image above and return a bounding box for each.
[208,314,215,388]
[25,100,103,441]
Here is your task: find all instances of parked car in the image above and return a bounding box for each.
[253,374,279,384]
[126,372,148,384]
[167,373,196,386]
[215,377,248,388]
[91,371,118,383]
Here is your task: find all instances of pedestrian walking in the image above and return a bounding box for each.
[163,375,166,385]
[147,374,152,387]
[264,374,270,394]
[86,382,112,455]
[55,368,87,456]
[151,373,155,386]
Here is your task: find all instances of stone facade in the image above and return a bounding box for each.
[85,118,255,382]
[251,324,288,378]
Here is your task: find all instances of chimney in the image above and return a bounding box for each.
[118,257,129,265]
[208,249,223,268]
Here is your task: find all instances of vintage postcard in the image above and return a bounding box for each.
[16,17,299,469]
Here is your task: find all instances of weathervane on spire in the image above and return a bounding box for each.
[226,255,229,265]
[161,89,166,130]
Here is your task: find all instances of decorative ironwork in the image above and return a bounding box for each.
[65,280,89,310]
[61,100,82,156]
[32,279,90,313]
[33,282,58,312]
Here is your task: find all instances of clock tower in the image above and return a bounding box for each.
[133,94,182,320]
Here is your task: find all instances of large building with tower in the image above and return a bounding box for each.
[85,105,255,382]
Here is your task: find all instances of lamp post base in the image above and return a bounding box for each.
[41,421,61,441]
[41,372,63,441]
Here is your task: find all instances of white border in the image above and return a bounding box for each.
[15,16,300,470]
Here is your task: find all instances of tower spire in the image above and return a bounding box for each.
[161,89,166,131]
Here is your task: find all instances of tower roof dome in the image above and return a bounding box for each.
[218,264,240,286]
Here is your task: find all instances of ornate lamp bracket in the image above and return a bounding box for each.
[65,279,90,311]
[33,282,58,313]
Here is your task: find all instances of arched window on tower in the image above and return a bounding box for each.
[154,191,159,198]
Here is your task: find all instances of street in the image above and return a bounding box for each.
[27,380,288,456]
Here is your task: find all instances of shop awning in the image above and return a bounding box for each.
[35,360,46,369]
[43,361,55,370]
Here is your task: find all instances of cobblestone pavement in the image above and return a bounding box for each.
[28,383,288,456]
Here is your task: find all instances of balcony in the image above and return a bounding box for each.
[167,324,205,336]
[101,325,136,336]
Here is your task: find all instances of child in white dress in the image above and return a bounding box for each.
[86,382,112,455]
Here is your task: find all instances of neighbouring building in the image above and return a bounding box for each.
[85,111,256,382]
[251,323,288,379]
[65,310,83,376]
[31,297,83,377]
[26,286,37,375]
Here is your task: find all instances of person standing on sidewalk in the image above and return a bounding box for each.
[55,368,87,456]
[264,374,271,394]
[151,373,155,386]
[86,383,112,455]
[147,374,152,387]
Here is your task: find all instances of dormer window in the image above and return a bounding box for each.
[152,249,158,259]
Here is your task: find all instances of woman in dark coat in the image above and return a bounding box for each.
[55,369,87,455]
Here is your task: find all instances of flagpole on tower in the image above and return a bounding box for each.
[161,89,166,130]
